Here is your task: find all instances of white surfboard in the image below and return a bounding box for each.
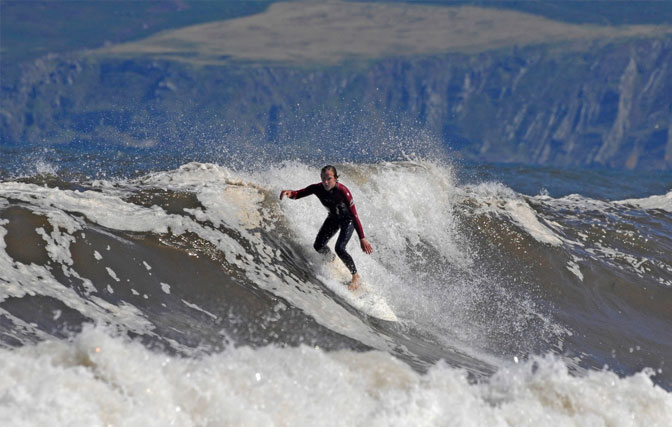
[322,261,398,322]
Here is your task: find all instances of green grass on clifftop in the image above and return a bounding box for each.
[95,2,672,66]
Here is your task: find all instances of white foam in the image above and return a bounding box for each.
[618,190,672,212]
[506,199,563,246]
[106,267,121,282]
[181,299,218,320]
[0,221,155,339]
[160,282,171,294]
[465,182,563,246]
[587,243,653,277]
[0,326,669,427]
[567,256,584,281]
[30,206,85,266]
[0,182,172,234]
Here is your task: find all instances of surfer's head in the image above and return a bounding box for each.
[320,165,338,190]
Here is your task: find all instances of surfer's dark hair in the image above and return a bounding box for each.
[321,165,338,179]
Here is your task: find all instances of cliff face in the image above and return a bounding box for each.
[361,37,672,170]
[2,36,672,170]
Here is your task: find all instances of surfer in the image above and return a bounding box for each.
[280,165,373,291]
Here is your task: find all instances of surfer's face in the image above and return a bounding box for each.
[321,170,337,191]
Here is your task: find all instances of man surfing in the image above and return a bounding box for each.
[280,165,373,291]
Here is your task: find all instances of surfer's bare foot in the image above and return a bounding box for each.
[348,273,361,291]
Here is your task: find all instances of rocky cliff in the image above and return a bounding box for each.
[3,33,671,170]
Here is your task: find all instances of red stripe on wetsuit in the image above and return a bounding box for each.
[290,183,365,239]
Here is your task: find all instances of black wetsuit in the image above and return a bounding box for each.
[290,183,365,274]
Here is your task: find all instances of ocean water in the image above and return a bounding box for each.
[1,142,672,426]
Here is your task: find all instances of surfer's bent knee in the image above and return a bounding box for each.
[334,243,347,257]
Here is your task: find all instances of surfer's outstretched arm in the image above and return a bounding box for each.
[280,185,320,200]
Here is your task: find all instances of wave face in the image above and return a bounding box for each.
[1,160,672,424]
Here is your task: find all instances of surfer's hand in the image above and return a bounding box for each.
[360,238,373,254]
[279,190,292,200]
